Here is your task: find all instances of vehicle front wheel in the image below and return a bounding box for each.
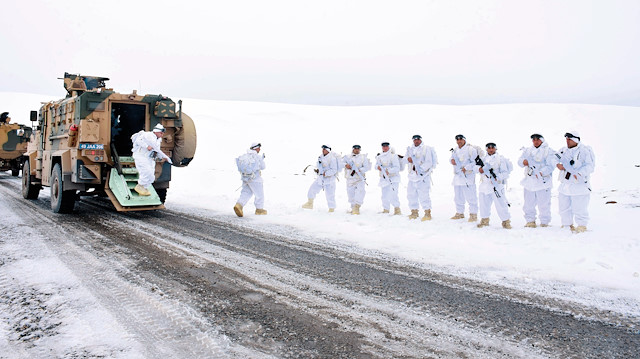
[50,163,76,213]
[21,160,41,200]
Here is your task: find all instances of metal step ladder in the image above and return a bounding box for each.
[104,156,164,211]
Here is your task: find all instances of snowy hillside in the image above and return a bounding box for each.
[2,93,639,316]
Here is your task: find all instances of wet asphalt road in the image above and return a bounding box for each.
[1,176,639,358]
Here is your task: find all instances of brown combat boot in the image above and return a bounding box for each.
[233,203,243,217]
[381,209,390,214]
[408,209,419,219]
[573,225,587,233]
[477,218,490,228]
[352,204,361,215]
[302,198,314,209]
[524,221,537,228]
[328,208,335,213]
[421,209,432,221]
[255,208,267,215]
[468,213,478,222]
[502,220,512,229]
[450,213,464,220]
[394,207,402,215]
[134,184,151,196]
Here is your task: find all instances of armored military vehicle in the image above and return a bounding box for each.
[22,73,197,213]
[0,112,32,176]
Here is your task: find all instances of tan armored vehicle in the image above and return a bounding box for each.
[0,112,32,176]
[22,73,197,213]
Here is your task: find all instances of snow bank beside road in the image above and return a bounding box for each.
[168,100,640,317]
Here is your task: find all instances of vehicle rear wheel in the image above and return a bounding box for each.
[21,160,41,199]
[51,163,76,213]
[156,188,167,204]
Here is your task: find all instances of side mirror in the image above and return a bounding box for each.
[30,110,37,122]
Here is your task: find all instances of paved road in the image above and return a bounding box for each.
[1,176,638,358]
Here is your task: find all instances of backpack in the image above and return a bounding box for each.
[468,144,486,159]
[582,145,596,167]
[329,151,344,171]
[236,152,259,177]
[130,130,145,148]
[397,155,406,171]
[502,156,514,174]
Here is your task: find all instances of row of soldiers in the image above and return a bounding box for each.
[232,131,595,233]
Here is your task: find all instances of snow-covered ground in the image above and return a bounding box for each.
[168,98,640,317]
[2,92,639,319]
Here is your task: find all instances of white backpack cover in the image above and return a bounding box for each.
[469,144,486,159]
[236,152,259,177]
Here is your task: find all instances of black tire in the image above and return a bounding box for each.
[156,188,167,204]
[50,163,76,213]
[21,160,41,200]
[11,168,19,176]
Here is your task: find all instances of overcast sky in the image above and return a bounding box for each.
[1,0,639,105]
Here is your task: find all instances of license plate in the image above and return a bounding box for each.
[78,143,105,150]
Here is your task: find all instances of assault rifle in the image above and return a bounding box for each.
[555,150,575,180]
[376,156,395,190]
[345,155,368,185]
[150,149,173,164]
[519,147,536,177]
[317,156,326,176]
[475,155,509,206]
[450,148,469,187]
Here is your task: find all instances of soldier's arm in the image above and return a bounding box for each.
[574,147,595,178]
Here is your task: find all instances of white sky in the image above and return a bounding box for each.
[1,0,639,105]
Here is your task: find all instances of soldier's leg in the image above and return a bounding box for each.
[538,188,552,225]
[135,155,155,187]
[558,193,573,227]
[381,185,391,210]
[417,179,432,210]
[464,185,479,214]
[346,184,356,207]
[250,181,265,209]
[325,181,337,209]
[453,185,465,213]
[479,192,492,219]
[523,189,537,223]
[307,181,322,200]
[354,181,366,205]
[571,194,590,227]
[494,189,511,221]
[390,182,401,208]
[237,182,253,206]
[407,181,419,210]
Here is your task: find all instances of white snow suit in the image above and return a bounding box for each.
[556,143,595,227]
[375,150,401,210]
[518,141,557,225]
[236,149,266,210]
[131,131,162,188]
[405,143,438,210]
[450,143,479,214]
[307,152,339,209]
[343,152,371,207]
[477,152,512,221]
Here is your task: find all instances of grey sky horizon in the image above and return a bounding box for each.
[2,0,639,106]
